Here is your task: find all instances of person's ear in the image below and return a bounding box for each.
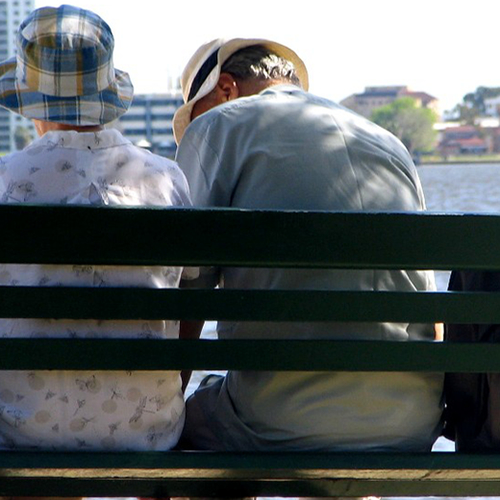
[214,73,240,104]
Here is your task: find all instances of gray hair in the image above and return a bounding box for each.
[221,45,302,87]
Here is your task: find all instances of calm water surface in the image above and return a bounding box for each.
[419,162,500,213]
[419,162,500,291]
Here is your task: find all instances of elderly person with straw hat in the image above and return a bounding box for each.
[174,38,443,453]
[0,5,192,453]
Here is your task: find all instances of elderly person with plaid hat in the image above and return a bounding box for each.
[174,38,444,452]
[0,5,193,453]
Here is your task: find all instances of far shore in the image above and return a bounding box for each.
[420,155,500,166]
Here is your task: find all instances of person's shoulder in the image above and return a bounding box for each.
[183,87,292,146]
[193,92,263,127]
[327,100,414,158]
[1,148,25,163]
[263,86,411,156]
[131,145,185,174]
[190,84,299,129]
[0,136,45,166]
[124,145,191,206]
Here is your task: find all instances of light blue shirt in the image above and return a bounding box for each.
[176,85,443,451]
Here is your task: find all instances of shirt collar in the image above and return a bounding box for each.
[35,128,132,150]
[260,83,303,95]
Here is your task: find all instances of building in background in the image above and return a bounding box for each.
[0,0,35,153]
[340,85,440,119]
[117,92,183,159]
[437,125,488,157]
[484,95,500,117]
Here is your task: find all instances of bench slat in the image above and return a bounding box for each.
[3,205,500,270]
[2,477,499,498]
[0,451,499,497]
[0,338,497,372]
[0,287,499,323]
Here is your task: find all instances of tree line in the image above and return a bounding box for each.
[369,87,500,157]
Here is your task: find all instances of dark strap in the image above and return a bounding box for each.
[188,48,220,101]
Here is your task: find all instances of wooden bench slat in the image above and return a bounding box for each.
[5,449,500,470]
[0,452,500,497]
[1,477,500,498]
[3,205,500,270]
[0,338,497,372]
[0,287,499,323]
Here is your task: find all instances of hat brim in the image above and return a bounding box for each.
[0,57,134,125]
[172,38,309,144]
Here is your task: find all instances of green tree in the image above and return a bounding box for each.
[371,97,437,155]
[452,86,500,123]
[452,103,479,125]
[14,125,33,150]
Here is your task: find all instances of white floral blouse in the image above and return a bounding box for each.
[0,128,192,451]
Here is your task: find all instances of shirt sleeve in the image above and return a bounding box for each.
[158,158,193,207]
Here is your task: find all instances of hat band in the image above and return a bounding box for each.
[187,48,219,102]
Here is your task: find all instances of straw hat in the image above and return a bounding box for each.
[0,4,133,125]
[172,37,309,143]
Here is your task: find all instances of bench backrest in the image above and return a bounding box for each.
[0,204,499,499]
[1,205,499,372]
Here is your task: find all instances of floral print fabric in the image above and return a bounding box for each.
[0,128,192,450]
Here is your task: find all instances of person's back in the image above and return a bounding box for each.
[0,5,191,452]
[445,270,500,451]
[174,39,443,452]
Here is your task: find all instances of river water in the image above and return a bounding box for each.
[419,162,500,290]
[419,162,500,214]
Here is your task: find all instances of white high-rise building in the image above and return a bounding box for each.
[0,0,35,153]
[118,92,183,159]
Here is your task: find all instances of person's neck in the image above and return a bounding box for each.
[235,78,289,97]
[33,119,105,136]
[56,124,104,133]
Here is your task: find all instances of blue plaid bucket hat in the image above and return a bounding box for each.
[0,4,133,125]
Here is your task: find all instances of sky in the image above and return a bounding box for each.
[35,0,500,116]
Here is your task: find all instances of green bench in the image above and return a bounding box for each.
[1,204,500,498]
